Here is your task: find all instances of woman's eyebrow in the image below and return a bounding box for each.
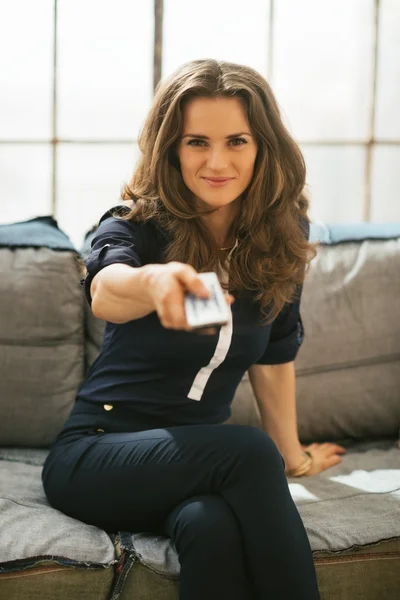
[181,132,252,140]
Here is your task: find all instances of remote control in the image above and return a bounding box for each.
[184,272,230,329]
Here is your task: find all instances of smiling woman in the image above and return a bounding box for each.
[120,59,317,325]
[42,59,321,600]
[177,96,258,248]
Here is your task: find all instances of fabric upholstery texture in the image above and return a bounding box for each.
[0,563,114,600]
[298,236,400,441]
[0,218,85,447]
[299,227,400,441]
[0,453,116,566]
[0,216,75,251]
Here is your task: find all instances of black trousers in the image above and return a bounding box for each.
[42,399,320,600]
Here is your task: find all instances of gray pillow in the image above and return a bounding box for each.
[295,235,400,441]
[0,218,85,447]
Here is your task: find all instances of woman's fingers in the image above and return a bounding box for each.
[158,289,188,329]
[173,264,210,298]
[302,443,319,452]
[304,442,347,455]
[319,443,347,455]
[323,454,343,469]
[300,441,347,475]
[332,444,347,454]
[197,327,218,336]
[153,263,234,332]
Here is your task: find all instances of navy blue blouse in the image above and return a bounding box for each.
[77,208,307,425]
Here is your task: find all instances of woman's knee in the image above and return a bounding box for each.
[166,495,241,552]
[225,425,285,471]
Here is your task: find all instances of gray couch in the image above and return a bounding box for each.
[0,215,399,600]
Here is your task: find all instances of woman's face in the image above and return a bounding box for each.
[177,96,258,213]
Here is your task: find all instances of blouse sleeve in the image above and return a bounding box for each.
[82,215,144,307]
[256,217,309,365]
[256,288,305,365]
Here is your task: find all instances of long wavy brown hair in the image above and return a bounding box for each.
[118,59,318,324]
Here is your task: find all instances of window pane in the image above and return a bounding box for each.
[0,145,52,222]
[370,146,400,221]
[163,0,270,77]
[56,144,139,248]
[375,0,400,139]
[273,0,374,141]
[57,0,153,140]
[302,145,366,222]
[0,0,53,140]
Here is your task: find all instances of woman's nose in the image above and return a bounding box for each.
[205,148,229,171]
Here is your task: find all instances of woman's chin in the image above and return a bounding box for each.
[194,193,241,211]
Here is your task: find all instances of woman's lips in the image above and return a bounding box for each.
[202,177,234,188]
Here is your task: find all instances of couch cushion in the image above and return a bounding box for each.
[0,216,76,251]
[0,449,116,568]
[299,226,400,374]
[298,225,400,441]
[0,217,85,447]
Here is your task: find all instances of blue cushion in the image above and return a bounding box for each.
[0,216,75,251]
[310,222,400,245]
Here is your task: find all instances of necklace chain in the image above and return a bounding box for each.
[219,240,237,251]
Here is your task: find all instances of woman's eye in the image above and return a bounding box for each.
[229,137,247,146]
[187,139,207,147]
[186,137,247,147]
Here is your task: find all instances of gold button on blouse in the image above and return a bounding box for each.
[103,404,114,411]
[96,428,105,433]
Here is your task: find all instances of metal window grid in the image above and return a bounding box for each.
[0,0,397,221]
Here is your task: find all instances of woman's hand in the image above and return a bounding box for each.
[145,262,234,335]
[300,442,347,476]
